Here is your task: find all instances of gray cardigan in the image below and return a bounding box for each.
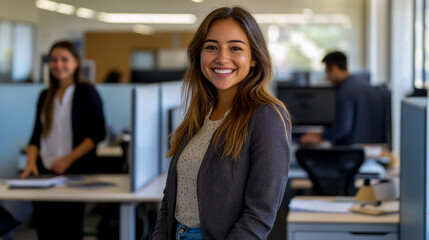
[153,105,291,240]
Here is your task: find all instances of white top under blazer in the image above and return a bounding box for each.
[40,84,75,169]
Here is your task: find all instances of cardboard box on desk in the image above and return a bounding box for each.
[355,179,398,202]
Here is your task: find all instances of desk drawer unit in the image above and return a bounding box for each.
[288,223,398,240]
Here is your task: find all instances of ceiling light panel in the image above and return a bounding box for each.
[76,7,96,19]
[35,0,58,11]
[57,3,75,15]
[98,13,197,24]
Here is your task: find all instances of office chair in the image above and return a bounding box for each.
[296,147,365,196]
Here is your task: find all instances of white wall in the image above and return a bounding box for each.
[0,0,39,23]
[390,0,414,157]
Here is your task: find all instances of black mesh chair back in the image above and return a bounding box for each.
[296,147,365,196]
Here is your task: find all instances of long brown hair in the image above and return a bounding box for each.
[41,40,82,138]
[167,7,291,159]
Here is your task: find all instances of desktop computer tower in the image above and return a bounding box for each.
[400,97,428,240]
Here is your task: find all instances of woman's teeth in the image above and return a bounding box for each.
[214,69,233,74]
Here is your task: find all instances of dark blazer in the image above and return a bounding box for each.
[153,105,291,240]
[29,83,105,174]
[322,75,386,145]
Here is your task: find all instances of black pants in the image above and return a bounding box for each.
[33,158,85,240]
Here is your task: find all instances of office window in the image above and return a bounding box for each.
[12,24,33,81]
[413,0,429,90]
[0,20,34,82]
[258,2,366,82]
[0,21,12,82]
[414,0,425,89]
[425,0,429,89]
[266,24,350,72]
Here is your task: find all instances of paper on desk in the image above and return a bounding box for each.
[6,176,67,188]
[289,199,353,213]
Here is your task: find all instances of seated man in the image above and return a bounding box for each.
[300,51,386,145]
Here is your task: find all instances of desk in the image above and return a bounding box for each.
[0,174,165,240]
[287,197,399,240]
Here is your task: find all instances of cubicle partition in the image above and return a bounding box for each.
[0,84,44,178]
[96,84,134,136]
[130,84,161,192]
[159,81,183,173]
[400,97,428,240]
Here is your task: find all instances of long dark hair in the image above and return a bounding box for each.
[167,7,291,159]
[42,40,82,137]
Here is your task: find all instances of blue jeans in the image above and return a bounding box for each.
[176,222,203,240]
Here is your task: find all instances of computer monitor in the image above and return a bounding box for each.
[131,70,186,83]
[130,84,160,192]
[168,106,184,136]
[276,86,336,126]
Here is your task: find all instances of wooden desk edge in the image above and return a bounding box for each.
[0,173,166,203]
[288,196,399,224]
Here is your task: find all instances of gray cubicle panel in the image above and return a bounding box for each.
[96,84,133,135]
[0,84,44,178]
[131,84,161,192]
[400,97,427,240]
[160,81,183,173]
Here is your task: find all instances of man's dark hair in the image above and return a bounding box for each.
[322,51,348,71]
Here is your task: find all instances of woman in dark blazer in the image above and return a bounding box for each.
[153,7,291,240]
[21,40,105,240]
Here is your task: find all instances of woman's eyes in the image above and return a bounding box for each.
[50,57,70,62]
[205,45,217,50]
[204,45,243,51]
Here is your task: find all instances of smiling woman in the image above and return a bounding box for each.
[153,6,291,240]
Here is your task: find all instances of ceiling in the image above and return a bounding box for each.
[32,0,361,32]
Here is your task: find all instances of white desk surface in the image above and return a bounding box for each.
[288,196,399,224]
[0,174,166,203]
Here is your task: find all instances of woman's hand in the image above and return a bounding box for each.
[21,144,40,178]
[51,156,73,175]
[20,162,39,178]
[50,138,95,175]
